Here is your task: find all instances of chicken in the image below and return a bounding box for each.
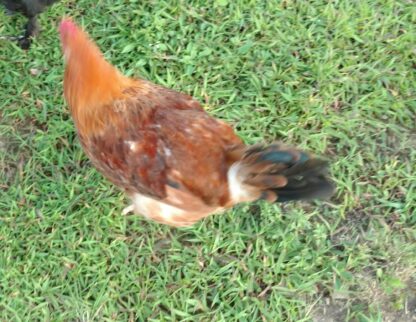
[0,0,60,49]
[59,19,335,227]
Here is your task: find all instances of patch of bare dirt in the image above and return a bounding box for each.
[312,295,416,322]
[382,296,416,322]
[312,298,348,322]
[311,272,416,322]
[0,136,18,189]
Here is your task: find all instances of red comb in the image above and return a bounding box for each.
[59,18,77,37]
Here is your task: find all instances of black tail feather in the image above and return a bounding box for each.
[273,159,335,202]
[238,143,335,203]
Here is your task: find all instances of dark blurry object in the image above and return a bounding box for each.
[0,0,60,49]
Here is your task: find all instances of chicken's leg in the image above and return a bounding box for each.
[18,16,39,49]
[122,205,134,216]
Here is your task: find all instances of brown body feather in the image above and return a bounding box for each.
[59,19,334,227]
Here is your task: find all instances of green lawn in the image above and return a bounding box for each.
[1,0,415,321]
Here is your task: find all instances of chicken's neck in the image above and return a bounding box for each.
[63,50,135,135]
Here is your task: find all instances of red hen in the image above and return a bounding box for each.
[59,19,334,227]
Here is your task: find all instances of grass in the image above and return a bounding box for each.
[0,0,415,320]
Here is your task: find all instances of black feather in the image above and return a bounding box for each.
[241,143,335,203]
[258,151,296,164]
[273,159,334,202]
